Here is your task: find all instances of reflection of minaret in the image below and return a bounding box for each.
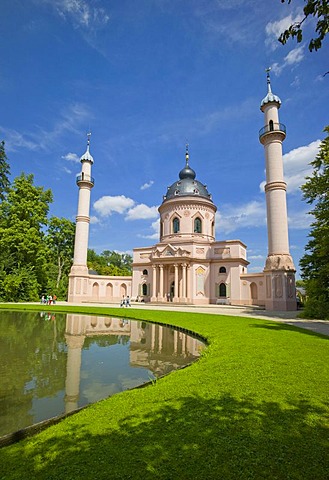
[65,333,85,413]
[259,69,296,311]
[68,134,94,301]
[64,315,87,414]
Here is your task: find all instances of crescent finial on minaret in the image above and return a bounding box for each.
[87,131,92,150]
[265,67,272,93]
[185,142,189,165]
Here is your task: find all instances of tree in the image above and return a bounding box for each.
[46,217,75,298]
[0,173,53,301]
[299,126,329,319]
[0,141,10,201]
[87,249,132,276]
[279,0,329,52]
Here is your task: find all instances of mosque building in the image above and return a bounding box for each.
[68,73,297,311]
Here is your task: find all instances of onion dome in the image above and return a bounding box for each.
[260,68,281,108]
[80,132,94,164]
[163,146,213,202]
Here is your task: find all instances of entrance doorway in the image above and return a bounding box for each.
[170,281,175,301]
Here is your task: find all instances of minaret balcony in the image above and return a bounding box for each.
[259,122,286,142]
[76,174,94,186]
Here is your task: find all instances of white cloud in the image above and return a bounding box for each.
[283,140,321,192]
[290,75,300,88]
[216,200,266,235]
[284,45,304,65]
[265,12,303,51]
[62,166,72,174]
[93,195,159,222]
[271,46,305,76]
[138,219,160,240]
[90,215,100,224]
[0,127,40,152]
[315,74,325,82]
[40,0,110,30]
[248,265,265,272]
[140,180,154,190]
[249,255,265,260]
[125,204,159,221]
[62,152,80,162]
[290,244,301,250]
[259,140,321,194]
[1,103,91,153]
[288,209,312,229]
[93,195,135,217]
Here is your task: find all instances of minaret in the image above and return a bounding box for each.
[259,69,296,311]
[68,134,94,302]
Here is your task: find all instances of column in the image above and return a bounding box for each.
[181,263,187,302]
[158,325,163,353]
[174,264,179,302]
[186,265,191,303]
[151,265,157,302]
[151,323,156,352]
[159,264,164,302]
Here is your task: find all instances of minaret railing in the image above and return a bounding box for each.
[76,174,94,186]
[259,122,286,140]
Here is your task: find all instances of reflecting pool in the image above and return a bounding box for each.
[0,311,204,437]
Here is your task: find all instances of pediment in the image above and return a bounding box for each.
[152,244,191,259]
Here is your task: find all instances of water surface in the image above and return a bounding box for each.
[0,311,204,437]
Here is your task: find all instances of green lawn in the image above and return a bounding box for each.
[0,304,328,479]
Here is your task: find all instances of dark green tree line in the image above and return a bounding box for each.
[46,216,75,298]
[0,143,75,301]
[300,127,329,319]
[87,249,132,276]
[0,172,52,301]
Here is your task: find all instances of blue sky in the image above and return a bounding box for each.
[1,0,328,277]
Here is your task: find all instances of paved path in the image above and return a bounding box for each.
[59,301,329,337]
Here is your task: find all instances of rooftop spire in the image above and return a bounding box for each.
[185,143,189,165]
[87,131,91,151]
[260,67,281,109]
[266,67,272,94]
[80,131,94,164]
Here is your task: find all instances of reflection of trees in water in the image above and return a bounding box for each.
[0,311,67,436]
[84,335,130,348]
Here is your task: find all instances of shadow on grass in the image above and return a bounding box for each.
[250,322,329,340]
[1,394,328,480]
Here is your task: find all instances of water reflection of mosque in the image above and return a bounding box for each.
[65,314,204,414]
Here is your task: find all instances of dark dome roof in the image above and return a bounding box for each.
[163,152,212,202]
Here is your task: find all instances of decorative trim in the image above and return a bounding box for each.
[265,181,287,193]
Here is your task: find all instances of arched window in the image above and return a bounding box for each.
[142,283,148,295]
[219,283,227,297]
[104,318,112,327]
[106,283,113,298]
[194,217,202,233]
[143,269,148,275]
[250,282,258,300]
[173,217,180,233]
[92,282,99,298]
[219,266,226,273]
[160,221,163,238]
[269,119,274,131]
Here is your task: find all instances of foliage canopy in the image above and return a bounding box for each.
[0,144,76,301]
[300,126,329,318]
[279,0,329,51]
